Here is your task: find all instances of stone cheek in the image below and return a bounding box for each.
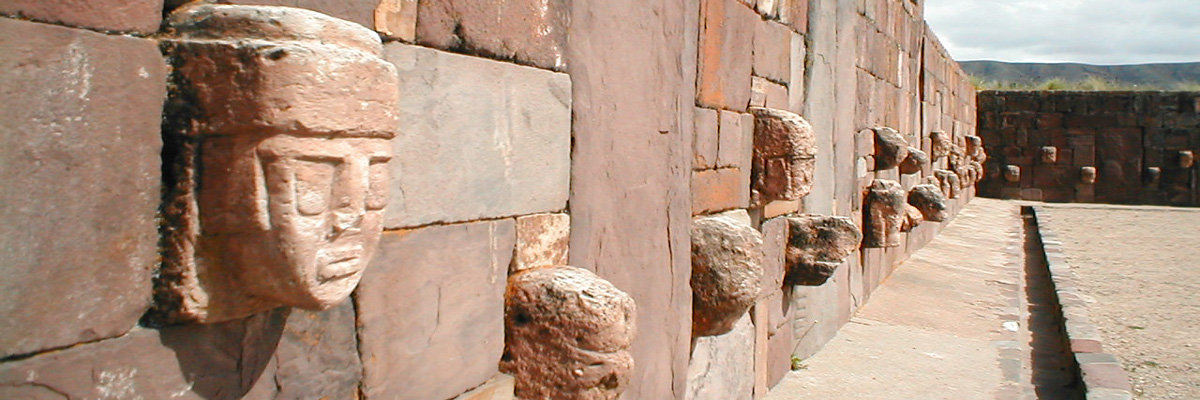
[863,179,906,248]
[502,266,637,400]
[899,147,929,175]
[907,184,949,222]
[153,4,400,324]
[749,107,817,206]
[690,210,765,337]
[873,127,909,170]
[784,215,862,286]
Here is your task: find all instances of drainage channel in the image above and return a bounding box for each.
[1021,206,1086,399]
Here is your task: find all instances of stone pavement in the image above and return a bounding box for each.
[766,198,1038,400]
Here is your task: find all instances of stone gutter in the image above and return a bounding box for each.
[1029,206,1134,400]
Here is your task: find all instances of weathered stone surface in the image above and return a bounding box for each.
[216,0,377,29]
[272,301,361,399]
[513,213,571,273]
[899,147,929,175]
[750,107,817,206]
[502,266,637,400]
[0,18,163,357]
[784,215,862,286]
[966,135,987,163]
[153,4,399,324]
[936,169,962,199]
[1179,150,1195,168]
[1041,146,1059,164]
[698,0,757,110]
[863,179,906,248]
[1081,166,1098,184]
[454,374,516,400]
[901,204,924,232]
[691,210,765,337]
[0,0,162,33]
[1003,165,1022,183]
[930,130,953,159]
[684,314,755,400]
[384,43,571,228]
[873,127,910,170]
[0,310,287,399]
[1145,167,1162,184]
[416,0,568,70]
[358,220,515,400]
[719,110,755,168]
[374,0,418,41]
[908,184,948,222]
[753,20,792,84]
[696,107,721,169]
[693,168,752,215]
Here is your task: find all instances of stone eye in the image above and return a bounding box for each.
[366,158,389,210]
[293,159,336,216]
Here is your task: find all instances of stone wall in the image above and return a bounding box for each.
[978,91,1200,206]
[0,1,977,399]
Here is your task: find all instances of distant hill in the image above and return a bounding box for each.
[960,60,1200,91]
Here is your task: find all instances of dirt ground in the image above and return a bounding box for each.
[1037,204,1200,399]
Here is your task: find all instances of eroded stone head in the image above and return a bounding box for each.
[1040,146,1058,164]
[153,4,399,324]
[749,107,817,206]
[873,127,909,170]
[690,210,765,337]
[899,147,929,175]
[935,169,962,199]
[863,179,906,248]
[502,266,637,400]
[784,215,862,286]
[907,184,948,222]
[930,130,952,160]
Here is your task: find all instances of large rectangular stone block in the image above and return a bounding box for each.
[270,302,362,400]
[686,314,755,400]
[0,18,164,358]
[698,0,757,110]
[356,220,515,400]
[754,20,792,84]
[693,168,752,215]
[1,0,162,34]
[383,44,571,228]
[416,0,568,70]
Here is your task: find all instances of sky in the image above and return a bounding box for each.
[924,0,1200,65]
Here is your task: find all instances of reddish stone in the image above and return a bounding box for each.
[753,20,792,84]
[698,0,757,110]
[899,147,929,175]
[693,168,751,215]
[0,0,162,34]
[750,107,817,206]
[0,18,163,357]
[862,179,905,248]
[784,215,861,285]
[513,213,571,273]
[695,107,721,169]
[691,211,765,337]
[416,0,568,70]
[907,184,948,222]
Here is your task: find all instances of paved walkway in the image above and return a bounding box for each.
[767,198,1038,400]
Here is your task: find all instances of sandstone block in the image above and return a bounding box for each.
[384,43,571,228]
[719,110,754,168]
[750,107,817,206]
[873,127,910,170]
[695,107,721,169]
[0,0,162,33]
[693,168,752,215]
[684,314,755,400]
[753,20,792,84]
[416,0,568,70]
[374,0,418,41]
[513,213,571,273]
[691,211,766,337]
[784,215,861,286]
[502,266,636,400]
[272,301,362,399]
[898,147,928,175]
[907,184,948,222]
[698,0,757,110]
[357,220,516,400]
[863,179,905,248]
[153,4,399,324]
[0,18,163,357]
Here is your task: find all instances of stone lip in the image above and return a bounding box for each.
[783,215,861,286]
[690,210,765,337]
[1029,207,1134,400]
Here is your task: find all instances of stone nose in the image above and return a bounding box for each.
[332,211,363,235]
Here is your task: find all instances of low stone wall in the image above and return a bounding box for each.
[0,1,979,399]
[978,91,1200,206]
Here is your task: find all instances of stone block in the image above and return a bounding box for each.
[384,43,571,228]
[750,107,817,206]
[766,320,794,387]
[698,0,757,110]
[719,110,755,168]
[0,0,162,33]
[691,210,765,337]
[685,314,755,400]
[512,213,571,273]
[454,374,516,400]
[0,18,163,357]
[760,217,789,296]
[696,107,721,169]
[357,220,516,400]
[272,301,362,399]
[780,0,809,32]
[753,20,792,84]
[502,266,636,400]
[374,0,418,41]
[693,168,752,215]
[863,179,905,248]
[415,0,568,70]
[784,215,862,285]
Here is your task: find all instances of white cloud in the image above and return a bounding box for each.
[925,0,1200,65]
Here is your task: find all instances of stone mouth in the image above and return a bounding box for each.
[318,246,363,281]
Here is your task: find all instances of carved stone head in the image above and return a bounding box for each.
[1180,150,1195,169]
[1080,166,1098,184]
[899,147,929,175]
[863,179,906,248]
[690,210,764,337]
[784,215,861,286]
[930,130,952,160]
[152,4,400,324]
[1003,165,1022,183]
[749,107,816,206]
[908,184,948,222]
[873,127,909,170]
[934,169,962,199]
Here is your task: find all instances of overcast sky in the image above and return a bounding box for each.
[924,0,1200,65]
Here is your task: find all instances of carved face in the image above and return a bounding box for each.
[214,135,391,309]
